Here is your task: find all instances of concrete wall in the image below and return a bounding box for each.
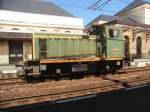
[145,8,150,25]
[118,5,150,25]
[0,24,83,34]
[0,40,9,64]
[0,10,84,34]
[120,7,145,24]
[123,31,150,58]
[23,40,32,61]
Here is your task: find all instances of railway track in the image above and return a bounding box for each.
[118,66,150,74]
[0,78,25,86]
[0,83,123,109]
[1,66,150,86]
[1,69,150,109]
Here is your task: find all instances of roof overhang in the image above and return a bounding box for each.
[0,32,32,40]
[105,20,150,29]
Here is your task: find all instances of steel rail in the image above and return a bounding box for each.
[1,66,150,86]
[1,75,150,109]
[118,66,150,74]
[0,78,25,86]
[0,83,123,109]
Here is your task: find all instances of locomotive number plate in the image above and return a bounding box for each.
[72,64,87,72]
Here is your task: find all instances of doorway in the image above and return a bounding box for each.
[9,40,23,64]
[124,36,130,57]
[136,37,142,58]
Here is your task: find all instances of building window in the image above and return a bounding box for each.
[40,30,47,32]
[12,28,20,30]
[65,31,71,33]
[124,36,130,57]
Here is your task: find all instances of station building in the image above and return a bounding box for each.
[86,0,150,60]
[0,0,84,65]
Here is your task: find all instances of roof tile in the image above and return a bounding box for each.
[0,0,75,17]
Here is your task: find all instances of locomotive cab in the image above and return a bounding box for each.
[89,24,124,58]
[89,24,124,72]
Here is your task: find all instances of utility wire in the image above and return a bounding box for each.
[88,0,112,10]
[88,0,102,10]
[117,0,130,4]
[50,1,150,20]
[96,0,112,10]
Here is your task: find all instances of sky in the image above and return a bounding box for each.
[44,0,150,25]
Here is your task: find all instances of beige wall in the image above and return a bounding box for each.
[0,40,9,64]
[145,8,150,25]
[119,7,145,24]
[123,30,150,58]
[0,24,83,34]
[23,40,32,61]
[0,10,84,34]
[118,5,150,25]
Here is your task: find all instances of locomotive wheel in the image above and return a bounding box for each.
[55,74,61,81]
[112,68,117,74]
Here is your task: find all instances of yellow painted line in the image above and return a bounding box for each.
[40,58,101,64]
[34,35,96,40]
[105,58,123,61]
[39,57,123,64]
[34,36,82,39]
[32,33,35,59]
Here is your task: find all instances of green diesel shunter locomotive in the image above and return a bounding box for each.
[24,24,124,80]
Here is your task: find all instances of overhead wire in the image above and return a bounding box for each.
[88,0,112,10]
[96,0,112,10]
[50,0,150,20]
[88,0,150,20]
[117,0,130,4]
[88,0,103,10]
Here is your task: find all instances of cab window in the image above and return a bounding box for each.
[109,29,114,37]
[109,29,120,38]
[114,29,120,37]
